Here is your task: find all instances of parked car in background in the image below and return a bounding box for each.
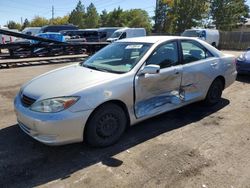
[33,32,65,43]
[107,27,146,42]
[60,29,100,42]
[182,29,219,47]
[14,27,42,43]
[98,27,121,42]
[21,27,41,36]
[40,24,78,33]
[236,49,250,74]
[14,36,236,147]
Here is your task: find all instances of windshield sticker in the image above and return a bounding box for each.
[125,45,143,49]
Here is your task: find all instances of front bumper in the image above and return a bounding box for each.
[14,94,92,145]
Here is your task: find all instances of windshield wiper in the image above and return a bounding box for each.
[106,69,126,74]
[95,66,126,74]
[82,63,126,74]
[82,64,110,72]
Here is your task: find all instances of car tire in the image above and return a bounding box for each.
[85,103,127,147]
[204,79,223,106]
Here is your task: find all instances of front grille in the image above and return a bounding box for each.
[21,94,36,107]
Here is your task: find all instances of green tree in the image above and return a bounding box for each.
[85,3,99,28]
[210,0,249,30]
[107,7,127,26]
[100,10,109,27]
[154,0,168,32]
[7,21,21,30]
[125,9,152,33]
[22,18,30,30]
[30,16,49,27]
[69,0,85,28]
[154,0,208,34]
[167,0,208,33]
[52,15,69,25]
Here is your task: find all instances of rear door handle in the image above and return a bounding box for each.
[174,69,180,74]
[211,62,218,67]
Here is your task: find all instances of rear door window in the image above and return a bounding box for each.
[181,40,213,64]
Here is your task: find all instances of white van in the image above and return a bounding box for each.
[98,27,122,42]
[181,29,219,47]
[107,28,146,42]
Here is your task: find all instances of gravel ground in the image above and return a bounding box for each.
[0,51,250,188]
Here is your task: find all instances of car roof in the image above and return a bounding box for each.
[79,29,99,31]
[118,36,223,57]
[117,36,196,44]
[42,25,76,28]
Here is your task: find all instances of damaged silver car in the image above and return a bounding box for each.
[14,36,237,147]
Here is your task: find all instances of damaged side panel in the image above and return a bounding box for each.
[135,91,183,118]
[134,66,183,118]
[181,58,219,101]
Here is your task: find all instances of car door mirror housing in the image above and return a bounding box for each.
[139,64,160,75]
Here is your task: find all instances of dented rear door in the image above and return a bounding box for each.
[180,40,217,102]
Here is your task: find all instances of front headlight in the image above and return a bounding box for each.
[30,96,80,113]
[237,54,246,62]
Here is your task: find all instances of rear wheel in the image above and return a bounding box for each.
[204,79,223,106]
[85,103,127,147]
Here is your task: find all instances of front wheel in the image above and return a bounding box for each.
[85,103,127,147]
[204,79,223,106]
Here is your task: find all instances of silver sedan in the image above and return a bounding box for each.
[14,36,237,147]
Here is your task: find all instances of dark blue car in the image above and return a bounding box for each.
[236,49,250,74]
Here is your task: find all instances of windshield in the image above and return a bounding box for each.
[82,42,152,73]
[181,30,200,37]
[110,31,123,38]
[22,28,40,35]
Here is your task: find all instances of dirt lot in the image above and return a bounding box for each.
[1,51,250,188]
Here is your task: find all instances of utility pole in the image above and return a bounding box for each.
[156,0,159,11]
[52,6,54,24]
[21,17,23,25]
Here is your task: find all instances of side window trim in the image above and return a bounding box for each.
[145,40,180,69]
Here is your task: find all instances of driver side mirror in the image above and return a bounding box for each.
[139,64,160,75]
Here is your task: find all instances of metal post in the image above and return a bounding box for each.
[52,6,54,24]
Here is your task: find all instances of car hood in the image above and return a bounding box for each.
[22,64,119,100]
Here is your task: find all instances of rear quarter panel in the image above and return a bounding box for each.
[220,54,237,88]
